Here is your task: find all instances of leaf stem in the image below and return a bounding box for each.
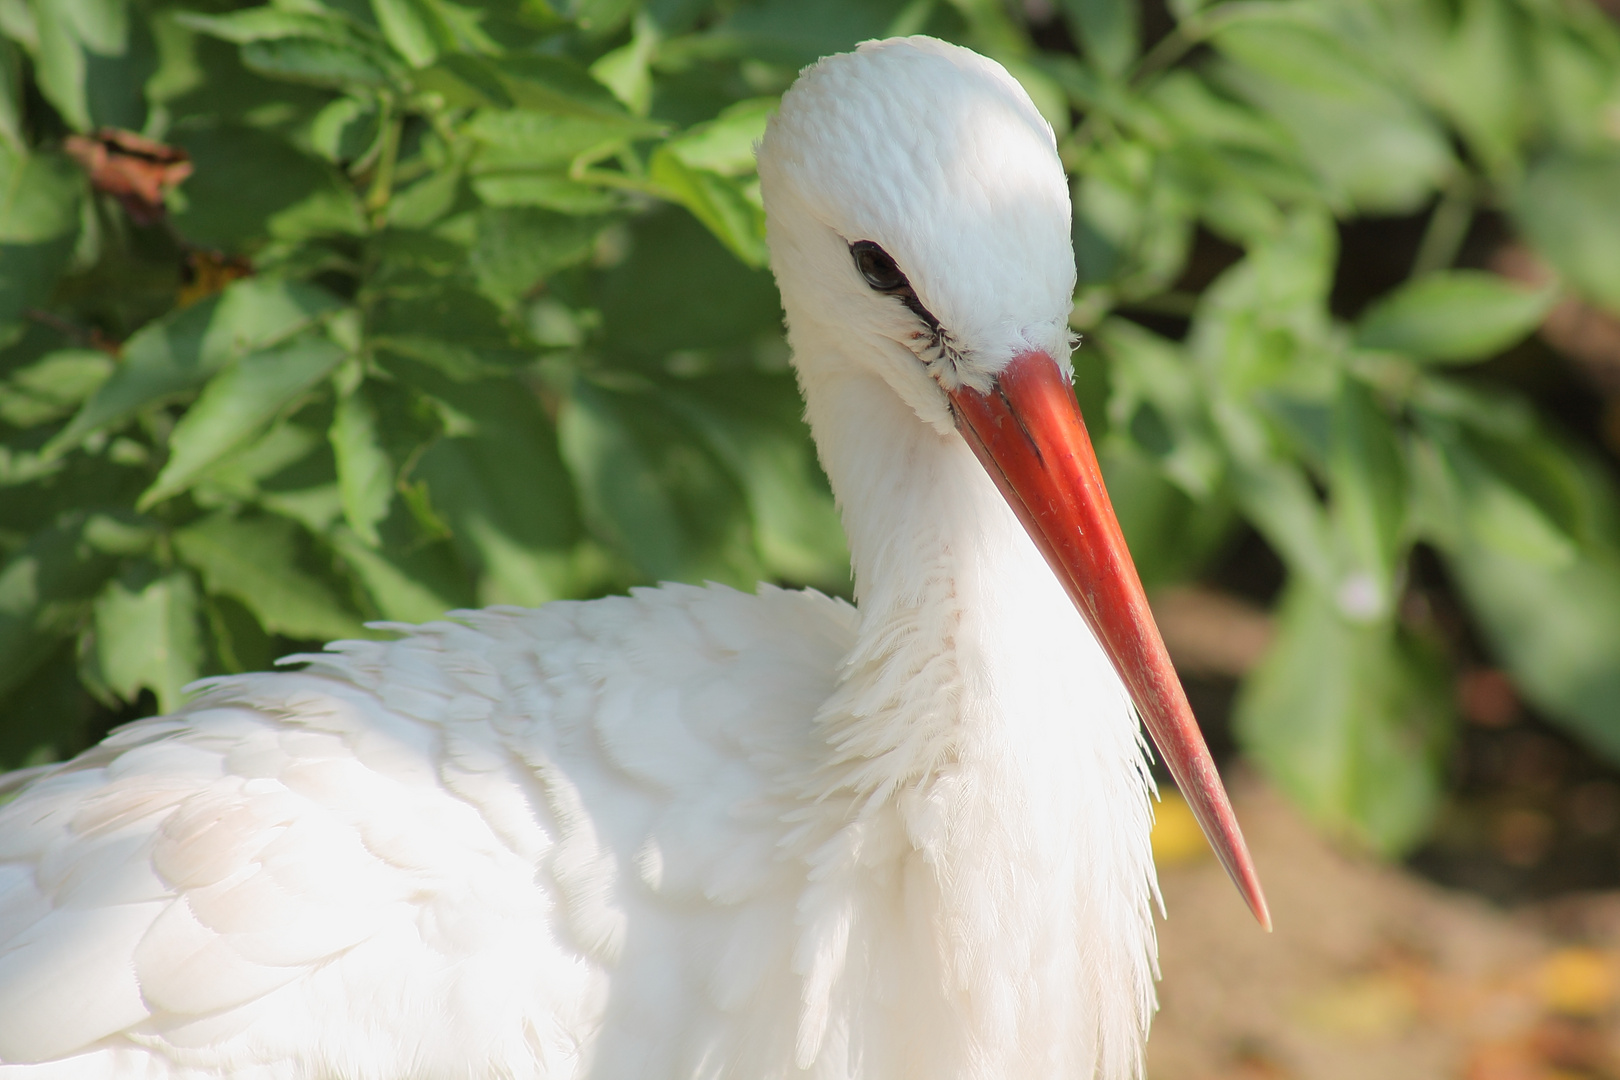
[1410,181,1475,277]
[365,113,404,227]
[1130,1,1298,87]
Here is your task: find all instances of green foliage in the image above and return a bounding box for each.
[2,0,1619,860]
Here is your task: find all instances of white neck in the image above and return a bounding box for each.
[786,336,1161,1080]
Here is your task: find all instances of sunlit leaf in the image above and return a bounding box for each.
[177,9,365,46]
[329,526,461,623]
[1328,375,1406,615]
[496,54,638,118]
[51,279,343,453]
[1446,543,1620,763]
[173,512,365,641]
[1515,150,1620,314]
[1236,581,1450,855]
[371,0,446,68]
[1355,271,1557,362]
[330,382,394,547]
[649,150,767,267]
[90,565,202,712]
[1060,0,1139,77]
[141,334,347,508]
[1099,318,1223,498]
[397,358,581,606]
[663,98,776,177]
[1213,19,1453,213]
[0,349,113,428]
[466,108,660,171]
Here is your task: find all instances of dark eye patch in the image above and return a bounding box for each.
[848,240,940,330]
[851,241,908,291]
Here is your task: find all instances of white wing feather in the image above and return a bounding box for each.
[0,582,857,1080]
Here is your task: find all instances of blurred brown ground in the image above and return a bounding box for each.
[1148,778,1620,1080]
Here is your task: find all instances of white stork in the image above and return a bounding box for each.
[0,36,1266,1080]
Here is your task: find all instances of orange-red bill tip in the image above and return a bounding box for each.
[947,349,1270,932]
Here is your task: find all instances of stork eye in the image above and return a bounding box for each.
[851,241,908,291]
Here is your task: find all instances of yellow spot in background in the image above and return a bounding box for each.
[1537,948,1615,1017]
[178,251,252,308]
[1297,973,1418,1039]
[1152,789,1212,866]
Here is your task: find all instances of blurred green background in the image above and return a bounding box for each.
[1,0,1619,868]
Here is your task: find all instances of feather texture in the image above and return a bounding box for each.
[0,36,1164,1080]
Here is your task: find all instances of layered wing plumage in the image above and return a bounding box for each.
[0,583,857,1080]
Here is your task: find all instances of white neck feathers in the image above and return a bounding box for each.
[784,331,1162,1080]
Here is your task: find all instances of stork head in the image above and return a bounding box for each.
[759,36,1074,426]
[759,36,1270,930]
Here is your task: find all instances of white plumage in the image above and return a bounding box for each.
[0,37,1261,1080]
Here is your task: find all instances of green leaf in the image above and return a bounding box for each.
[414,53,514,108]
[719,0,910,67]
[469,173,620,214]
[0,145,81,243]
[1355,271,1556,362]
[1213,20,1453,213]
[191,417,328,506]
[330,382,394,547]
[411,368,581,605]
[1445,542,1620,764]
[170,126,366,248]
[241,36,393,87]
[52,279,344,453]
[1417,421,1578,567]
[1072,139,1195,295]
[328,525,460,622]
[648,148,767,267]
[0,349,113,428]
[371,0,446,68]
[176,9,361,46]
[1209,387,1335,587]
[571,0,637,36]
[368,284,524,378]
[309,95,381,163]
[1099,318,1222,498]
[182,11,400,90]
[1101,446,1236,589]
[28,0,109,131]
[173,512,365,641]
[469,207,609,307]
[662,98,776,177]
[1328,375,1406,616]
[91,565,202,713]
[0,144,82,344]
[596,206,782,365]
[1235,582,1450,856]
[466,108,660,171]
[0,40,22,152]
[589,12,657,115]
[141,334,347,508]
[666,374,849,591]
[1515,150,1620,314]
[557,379,688,582]
[0,516,120,701]
[1060,0,1139,77]
[494,54,633,119]
[0,649,93,770]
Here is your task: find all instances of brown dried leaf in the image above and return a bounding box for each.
[64,129,193,226]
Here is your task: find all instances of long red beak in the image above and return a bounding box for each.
[949,348,1271,930]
